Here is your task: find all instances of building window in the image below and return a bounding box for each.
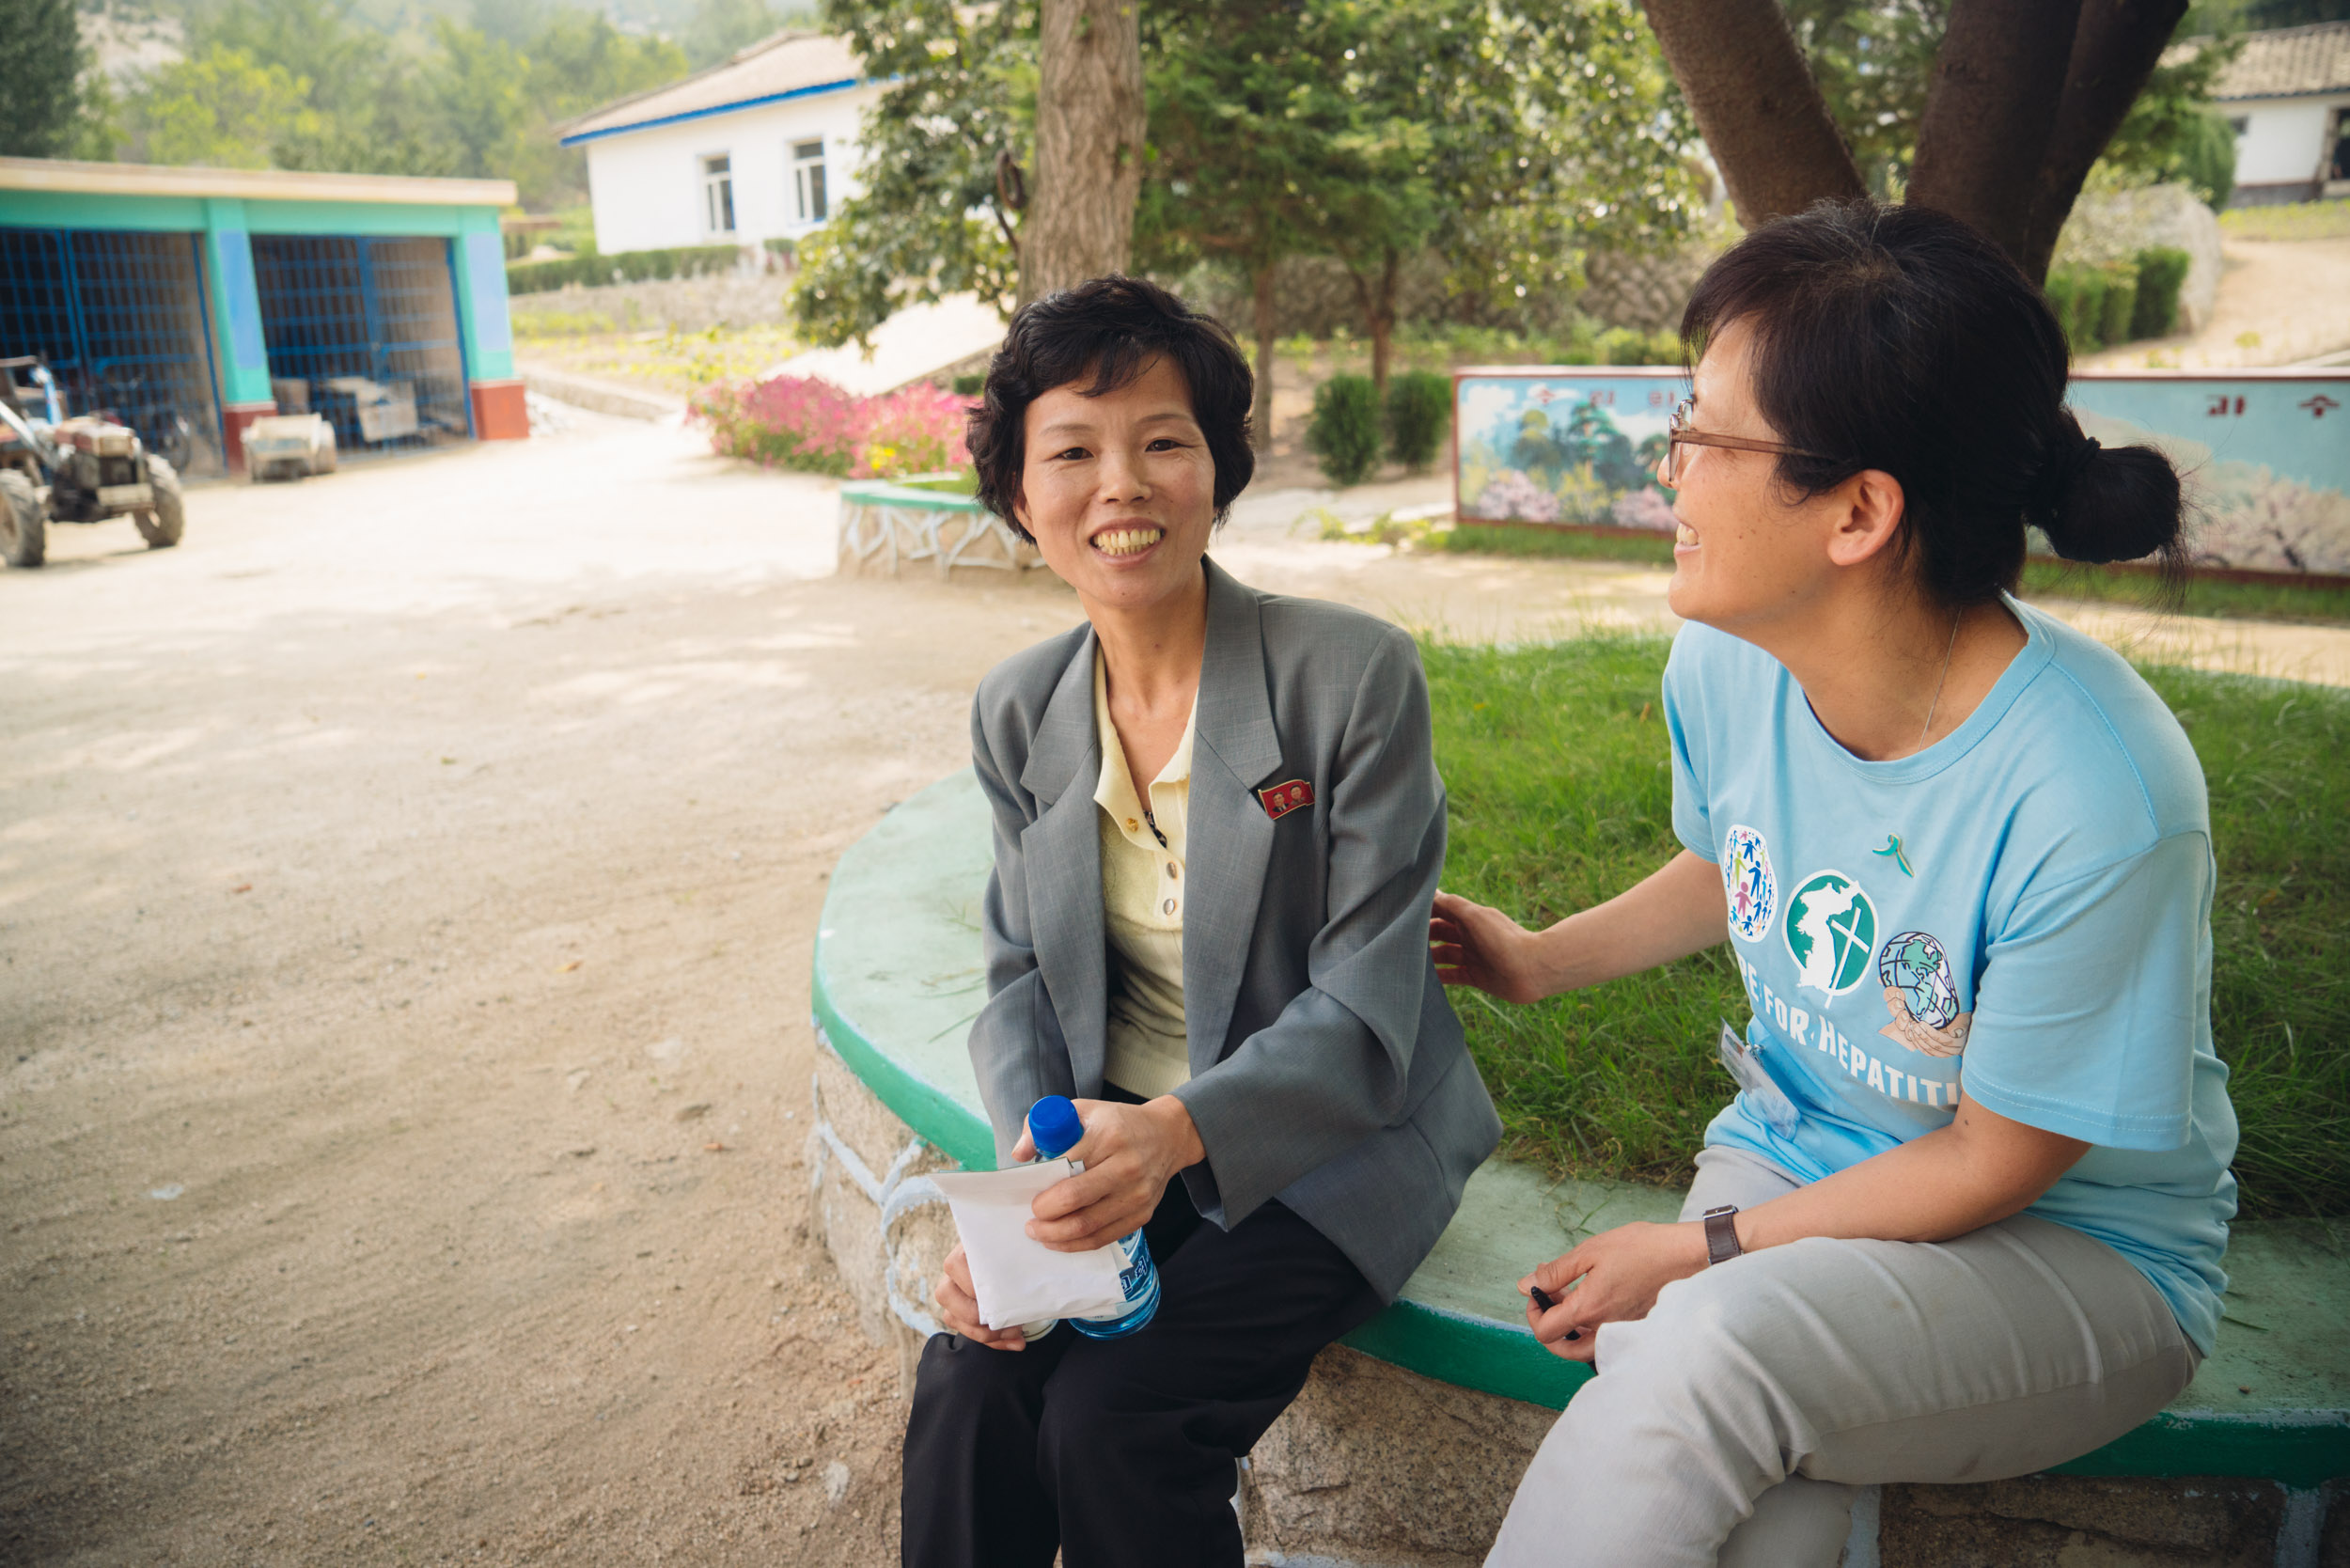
[702,154,736,236]
[2227,116,2248,137]
[793,138,828,224]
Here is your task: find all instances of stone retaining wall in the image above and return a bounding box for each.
[806,1043,2336,1568]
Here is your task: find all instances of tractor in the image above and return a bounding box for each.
[0,355,187,569]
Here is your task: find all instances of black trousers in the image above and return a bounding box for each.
[900,1178,1382,1568]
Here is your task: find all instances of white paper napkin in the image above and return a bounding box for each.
[932,1161,1131,1329]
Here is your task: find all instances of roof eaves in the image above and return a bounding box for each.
[552,27,834,139]
[558,75,866,146]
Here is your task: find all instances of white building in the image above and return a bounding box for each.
[558,31,884,255]
[2215,21,2350,207]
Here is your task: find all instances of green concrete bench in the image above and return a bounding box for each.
[810,771,2350,1497]
[835,477,1039,577]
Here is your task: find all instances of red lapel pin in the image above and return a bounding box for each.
[1258,779,1314,821]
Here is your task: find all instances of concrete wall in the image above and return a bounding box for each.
[580,86,885,256]
[2230,96,2346,194]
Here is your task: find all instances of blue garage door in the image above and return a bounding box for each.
[0,227,227,477]
[250,235,472,458]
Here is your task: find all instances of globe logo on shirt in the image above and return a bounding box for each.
[1877,931,1961,1030]
[1782,870,1878,996]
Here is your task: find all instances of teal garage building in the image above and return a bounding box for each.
[0,158,527,478]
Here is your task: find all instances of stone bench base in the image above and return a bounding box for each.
[804,1046,2343,1567]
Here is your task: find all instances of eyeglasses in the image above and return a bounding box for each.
[1661,398,1833,487]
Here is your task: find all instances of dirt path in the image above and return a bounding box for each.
[0,416,1089,1567]
[2080,236,2350,371]
[3,418,2340,1568]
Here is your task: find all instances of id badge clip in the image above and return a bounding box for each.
[1717,1019,1802,1138]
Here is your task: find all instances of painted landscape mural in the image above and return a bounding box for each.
[1455,371,1682,532]
[1453,368,2350,576]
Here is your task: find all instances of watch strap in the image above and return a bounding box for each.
[1702,1204,1743,1266]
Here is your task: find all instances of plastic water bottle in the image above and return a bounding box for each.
[1023,1095,1161,1340]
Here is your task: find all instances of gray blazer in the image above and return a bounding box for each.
[965,557,1501,1301]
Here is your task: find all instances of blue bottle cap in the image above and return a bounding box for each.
[1026,1095,1086,1160]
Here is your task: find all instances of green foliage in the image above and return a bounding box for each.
[132,45,322,167]
[117,0,685,209]
[1783,4,2238,214]
[0,0,86,157]
[684,0,783,68]
[1382,370,1451,471]
[2044,265,2109,353]
[802,0,1698,354]
[790,0,1030,349]
[2130,246,2189,339]
[1307,373,1382,485]
[506,243,742,293]
[1428,638,2350,1216]
[2220,198,2350,241]
[2096,261,2138,348]
[2092,36,2245,207]
[1779,0,1944,197]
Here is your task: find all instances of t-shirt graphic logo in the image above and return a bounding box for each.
[1876,930,1972,1058]
[1783,870,1878,996]
[1721,824,1778,943]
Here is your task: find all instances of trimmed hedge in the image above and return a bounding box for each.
[1383,370,1452,471]
[2131,246,2189,340]
[2044,246,2192,356]
[1308,373,1382,485]
[506,244,743,295]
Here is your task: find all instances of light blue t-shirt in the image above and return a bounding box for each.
[1665,599,2238,1354]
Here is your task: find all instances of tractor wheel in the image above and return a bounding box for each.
[0,469,45,568]
[134,455,185,548]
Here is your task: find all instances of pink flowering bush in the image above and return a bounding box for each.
[691,374,972,481]
[1470,469,1561,524]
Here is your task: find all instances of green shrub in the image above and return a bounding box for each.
[2044,265,2108,353]
[949,371,985,396]
[2131,246,2190,339]
[2174,106,2237,210]
[2097,261,2138,347]
[1307,373,1382,485]
[1382,370,1452,471]
[506,243,743,295]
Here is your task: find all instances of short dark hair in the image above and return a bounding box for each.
[1682,200,2186,606]
[968,275,1255,539]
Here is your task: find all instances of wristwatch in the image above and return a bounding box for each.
[1702,1204,1744,1266]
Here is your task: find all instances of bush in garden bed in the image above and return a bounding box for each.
[690,374,971,480]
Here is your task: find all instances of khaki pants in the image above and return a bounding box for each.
[1485,1146,2200,1568]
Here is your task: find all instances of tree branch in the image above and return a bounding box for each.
[2019,0,2190,279]
[1639,0,1864,226]
[1908,0,2085,271]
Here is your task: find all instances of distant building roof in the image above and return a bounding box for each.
[0,156,514,206]
[558,30,864,146]
[2212,21,2350,101]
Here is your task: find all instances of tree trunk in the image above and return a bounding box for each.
[1251,263,1277,450]
[1020,0,1146,306]
[1370,250,1400,394]
[2016,0,2190,280]
[1639,0,1865,227]
[1908,0,2086,270]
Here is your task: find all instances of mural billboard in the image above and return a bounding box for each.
[1452,368,2350,578]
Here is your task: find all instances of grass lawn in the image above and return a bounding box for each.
[1432,525,2350,626]
[1426,635,2348,1219]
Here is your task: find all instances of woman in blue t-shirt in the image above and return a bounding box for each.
[1433,201,2238,1568]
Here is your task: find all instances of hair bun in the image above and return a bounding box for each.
[2034,415,2186,566]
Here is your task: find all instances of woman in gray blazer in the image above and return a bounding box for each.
[899,276,1499,1568]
